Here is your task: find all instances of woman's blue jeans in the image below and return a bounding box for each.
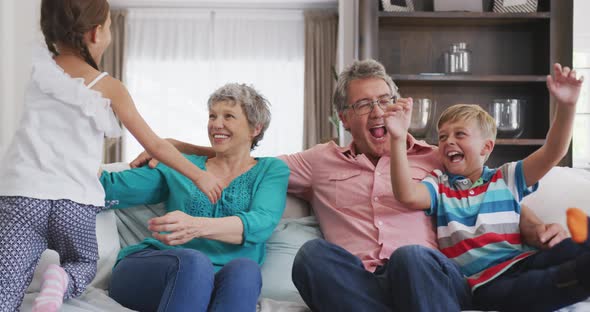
[109,248,262,312]
[292,239,472,312]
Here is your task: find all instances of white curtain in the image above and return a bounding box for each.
[123,8,304,161]
[0,0,40,157]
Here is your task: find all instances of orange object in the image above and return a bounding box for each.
[567,208,588,244]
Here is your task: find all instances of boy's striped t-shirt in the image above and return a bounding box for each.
[422,160,538,291]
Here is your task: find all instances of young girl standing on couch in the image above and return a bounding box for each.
[0,1,224,311]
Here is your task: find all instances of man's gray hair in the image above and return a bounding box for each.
[207,83,271,150]
[333,59,399,113]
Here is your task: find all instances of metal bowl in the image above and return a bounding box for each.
[409,98,434,138]
[491,99,523,138]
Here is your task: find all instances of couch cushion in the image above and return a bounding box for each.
[522,167,590,230]
[261,216,321,304]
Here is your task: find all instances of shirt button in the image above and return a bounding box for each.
[377,172,382,176]
[469,190,475,195]
[374,196,379,201]
[378,221,383,226]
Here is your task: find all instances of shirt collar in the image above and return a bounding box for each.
[406,134,433,155]
[447,166,495,185]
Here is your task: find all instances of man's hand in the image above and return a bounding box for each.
[130,150,160,169]
[383,97,413,140]
[535,223,569,249]
[149,211,205,246]
[547,63,584,108]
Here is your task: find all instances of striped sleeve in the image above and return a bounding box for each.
[498,160,538,202]
[422,170,442,215]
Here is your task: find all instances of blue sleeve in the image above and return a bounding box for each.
[235,158,290,247]
[422,181,439,216]
[100,166,169,209]
[514,160,539,201]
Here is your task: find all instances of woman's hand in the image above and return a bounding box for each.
[149,211,206,245]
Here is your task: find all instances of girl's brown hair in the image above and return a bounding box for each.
[40,0,110,70]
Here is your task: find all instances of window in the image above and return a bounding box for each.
[122,9,304,161]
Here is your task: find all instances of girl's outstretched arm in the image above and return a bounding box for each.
[102,77,224,203]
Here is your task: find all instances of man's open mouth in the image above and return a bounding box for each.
[369,126,387,139]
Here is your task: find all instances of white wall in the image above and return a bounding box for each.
[337,0,357,146]
[0,0,41,156]
[573,0,590,168]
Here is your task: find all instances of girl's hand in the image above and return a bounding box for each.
[149,211,205,245]
[383,97,413,140]
[547,63,584,108]
[193,171,225,204]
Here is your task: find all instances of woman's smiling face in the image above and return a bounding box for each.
[208,100,258,154]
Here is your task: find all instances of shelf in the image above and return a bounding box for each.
[391,74,548,83]
[379,12,550,19]
[379,12,550,26]
[366,0,573,166]
[495,139,545,146]
[422,138,545,146]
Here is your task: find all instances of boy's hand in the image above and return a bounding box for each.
[536,223,568,249]
[547,63,584,107]
[383,97,413,140]
[193,171,225,204]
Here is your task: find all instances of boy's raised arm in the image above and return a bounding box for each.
[522,63,584,187]
[384,98,432,210]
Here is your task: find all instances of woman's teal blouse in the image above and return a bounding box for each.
[100,155,290,271]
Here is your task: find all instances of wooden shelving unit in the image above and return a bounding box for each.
[423,138,545,146]
[391,74,548,83]
[359,0,573,167]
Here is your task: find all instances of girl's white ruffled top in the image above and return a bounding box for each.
[0,45,121,207]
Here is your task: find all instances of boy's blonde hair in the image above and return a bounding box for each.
[437,104,497,140]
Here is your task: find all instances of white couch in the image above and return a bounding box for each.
[19,165,590,311]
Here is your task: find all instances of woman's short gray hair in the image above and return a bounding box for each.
[207,83,271,150]
[333,59,399,113]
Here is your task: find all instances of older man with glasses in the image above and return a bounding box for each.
[282,59,471,312]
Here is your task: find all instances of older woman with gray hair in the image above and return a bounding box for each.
[99,83,290,312]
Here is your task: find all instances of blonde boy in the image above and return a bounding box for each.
[384,64,589,311]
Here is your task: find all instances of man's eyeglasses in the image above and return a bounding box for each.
[347,95,398,116]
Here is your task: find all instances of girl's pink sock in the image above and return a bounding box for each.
[32,264,69,312]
